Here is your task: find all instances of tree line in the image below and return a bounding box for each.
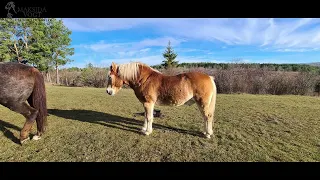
[176,62,320,73]
[42,41,320,96]
[152,41,320,74]
[0,18,74,84]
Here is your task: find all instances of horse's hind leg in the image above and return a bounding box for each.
[195,102,210,138]
[195,95,214,139]
[9,101,38,144]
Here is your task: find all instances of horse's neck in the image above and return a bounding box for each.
[126,74,144,88]
[126,65,156,88]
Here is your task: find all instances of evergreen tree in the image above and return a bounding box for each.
[46,18,74,84]
[0,18,12,62]
[161,40,178,69]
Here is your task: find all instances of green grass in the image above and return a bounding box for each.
[0,85,319,162]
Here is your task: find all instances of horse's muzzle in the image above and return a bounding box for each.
[106,89,113,95]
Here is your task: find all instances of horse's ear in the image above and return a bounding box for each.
[111,62,117,72]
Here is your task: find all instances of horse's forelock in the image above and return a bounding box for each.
[117,62,141,81]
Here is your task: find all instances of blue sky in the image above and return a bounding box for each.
[62,18,320,68]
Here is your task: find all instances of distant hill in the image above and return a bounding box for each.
[307,62,320,67]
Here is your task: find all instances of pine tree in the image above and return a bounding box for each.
[0,18,12,62]
[161,40,178,69]
[46,18,74,84]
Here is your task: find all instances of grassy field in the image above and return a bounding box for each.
[0,84,319,162]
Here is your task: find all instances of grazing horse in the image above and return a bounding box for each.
[0,62,48,144]
[106,62,217,138]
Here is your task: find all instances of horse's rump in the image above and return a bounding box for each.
[0,63,35,104]
[0,62,47,143]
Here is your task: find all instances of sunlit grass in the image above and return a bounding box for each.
[0,85,319,162]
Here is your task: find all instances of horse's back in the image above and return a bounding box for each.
[154,71,214,106]
[0,62,34,71]
[0,62,36,103]
[0,62,35,83]
[167,71,214,90]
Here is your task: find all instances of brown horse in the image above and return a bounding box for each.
[106,62,217,138]
[0,62,48,144]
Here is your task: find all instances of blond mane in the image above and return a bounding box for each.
[117,61,161,81]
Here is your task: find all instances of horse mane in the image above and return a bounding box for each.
[117,62,140,82]
[117,61,161,81]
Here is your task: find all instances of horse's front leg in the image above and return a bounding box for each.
[141,112,148,132]
[141,102,154,136]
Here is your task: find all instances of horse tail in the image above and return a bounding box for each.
[209,76,217,115]
[29,67,48,134]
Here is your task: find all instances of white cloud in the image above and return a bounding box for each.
[139,48,150,52]
[71,37,197,66]
[175,48,209,53]
[65,18,320,52]
[137,37,185,47]
[100,55,162,66]
[77,36,185,56]
[276,48,309,52]
[99,54,222,67]
[63,18,152,32]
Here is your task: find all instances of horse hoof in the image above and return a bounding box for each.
[32,135,41,141]
[20,137,30,144]
[140,129,146,134]
[202,132,212,139]
[143,131,151,136]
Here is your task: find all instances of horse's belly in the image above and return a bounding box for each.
[156,91,194,106]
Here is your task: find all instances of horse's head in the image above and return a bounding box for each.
[106,62,126,96]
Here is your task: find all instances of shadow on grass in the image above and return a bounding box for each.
[0,119,21,144]
[48,109,202,137]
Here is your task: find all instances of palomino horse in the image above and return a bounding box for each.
[106,62,217,138]
[0,62,48,144]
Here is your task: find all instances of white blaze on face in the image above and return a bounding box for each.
[106,74,115,95]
